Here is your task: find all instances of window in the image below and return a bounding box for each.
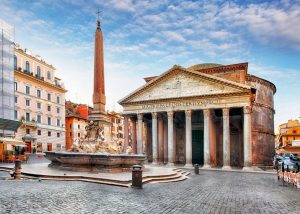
[14,96,18,103]
[14,82,17,91]
[25,61,30,72]
[37,89,41,98]
[37,143,43,152]
[293,130,297,134]
[14,110,18,119]
[57,107,60,114]
[14,56,17,69]
[26,113,30,121]
[57,119,60,127]
[117,119,121,124]
[78,133,80,137]
[70,132,72,137]
[47,71,51,80]
[48,131,51,137]
[118,126,122,131]
[47,105,51,112]
[78,124,80,129]
[70,124,72,129]
[37,115,42,124]
[26,128,30,134]
[57,133,60,138]
[112,118,115,123]
[25,86,30,95]
[47,117,51,125]
[37,130,41,135]
[37,102,41,109]
[47,93,51,101]
[37,66,41,78]
[25,99,30,106]
[57,96,60,104]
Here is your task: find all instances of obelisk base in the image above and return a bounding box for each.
[89,110,112,141]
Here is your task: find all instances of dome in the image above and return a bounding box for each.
[187,63,222,71]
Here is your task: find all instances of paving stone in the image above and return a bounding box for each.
[0,170,299,213]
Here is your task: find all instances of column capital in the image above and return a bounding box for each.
[185,110,192,117]
[151,112,157,119]
[243,106,252,114]
[137,113,143,120]
[167,111,173,118]
[203,109,211,118]
[222,108,230,117]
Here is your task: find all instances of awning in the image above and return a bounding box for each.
[0,118,22,131]
[22,134,37,141]
[0,137,24,145]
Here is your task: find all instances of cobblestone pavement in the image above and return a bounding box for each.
[0,169,299,214]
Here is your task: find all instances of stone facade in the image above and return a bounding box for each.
[14,47,66,153]
[119,63,276,168]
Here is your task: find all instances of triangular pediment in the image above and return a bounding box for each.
[119,66,250,104]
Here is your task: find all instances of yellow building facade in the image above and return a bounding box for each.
[14,46,66,153]
[277,119,300,155]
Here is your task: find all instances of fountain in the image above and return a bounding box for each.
[44,15,146,172]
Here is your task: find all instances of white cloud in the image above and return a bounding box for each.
[162,30,185,42]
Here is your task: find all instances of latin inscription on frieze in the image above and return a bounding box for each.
[142,99,220,110]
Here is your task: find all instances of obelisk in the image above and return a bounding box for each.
[89,13,111,140]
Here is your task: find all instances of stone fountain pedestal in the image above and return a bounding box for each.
[44,151,146,172]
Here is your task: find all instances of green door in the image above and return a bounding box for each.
[192,130,204,165]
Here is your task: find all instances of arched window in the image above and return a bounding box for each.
[47,71,51,80]
[14,55,17,69]
[37,66,41,78]
[25,61,30,72]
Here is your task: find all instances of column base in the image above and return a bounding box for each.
[242,166,254,171]
[151,162,159,166]
[166,163,175,167]
[202,164,211,169]
[184,163,193,168]
[242,166,263,171]
[222,165,232,170]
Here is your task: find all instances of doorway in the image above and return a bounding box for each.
[25,141,31,153]
[192,130,204,165]
[47,143,52,151]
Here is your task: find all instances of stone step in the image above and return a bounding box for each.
[150,176,187,184]
[143,170,190,184]
[142,174,183,184]
[40,177,131,187]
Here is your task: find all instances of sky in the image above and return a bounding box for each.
[0,0,300,128]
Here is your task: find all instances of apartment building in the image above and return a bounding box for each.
[14,46,67,153]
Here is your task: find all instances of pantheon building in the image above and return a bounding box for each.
[119,63,276,169]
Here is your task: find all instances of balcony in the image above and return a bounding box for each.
[20,117,37,128]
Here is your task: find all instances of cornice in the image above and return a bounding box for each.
[122,91,250,106]
[15,70,67,93]
[195,62,248,74]
[253,102,275,113]
[246,75,276,94]
[119,66,251,105]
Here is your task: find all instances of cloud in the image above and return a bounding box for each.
[162,30,186,42]
[218,2,300,51]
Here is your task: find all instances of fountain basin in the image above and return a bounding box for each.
[44,151,146,172]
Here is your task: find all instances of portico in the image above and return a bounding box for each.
[119,64,256,168]
[122,106,250,168]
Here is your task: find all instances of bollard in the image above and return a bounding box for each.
[194,164,199,175]
[14,159,21,180]
[131,165,143,189]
